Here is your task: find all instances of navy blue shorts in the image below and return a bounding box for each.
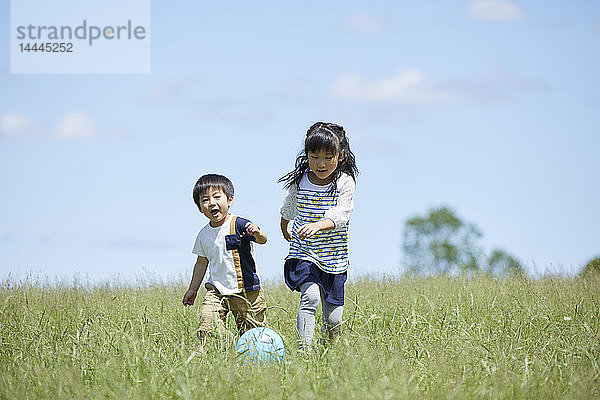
[284,258,347,306]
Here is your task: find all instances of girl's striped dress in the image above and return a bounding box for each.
[280,171,355,274]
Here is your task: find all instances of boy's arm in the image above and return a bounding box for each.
[182,256,209,306]
[245,222,267,244]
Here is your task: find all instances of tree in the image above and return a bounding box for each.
[581,256,600,276]
[402,206,483,275]
[485,248,524,276]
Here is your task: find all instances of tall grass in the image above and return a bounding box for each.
[1,274,598,399]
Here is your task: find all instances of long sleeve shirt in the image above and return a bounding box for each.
[280,172,355,274]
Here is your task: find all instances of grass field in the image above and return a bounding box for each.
[1,274,599,399]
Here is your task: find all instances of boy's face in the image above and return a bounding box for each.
[199,186,233,227]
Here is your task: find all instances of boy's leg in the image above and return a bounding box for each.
[229,287,266,335]
[197,284,229,350]
[321,298,343,341]
[297,282,320,352]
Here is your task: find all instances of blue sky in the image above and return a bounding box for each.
[1,1,599,284]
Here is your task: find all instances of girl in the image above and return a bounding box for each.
[279,122,358,352]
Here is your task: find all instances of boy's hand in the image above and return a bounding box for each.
[245,222,267,244]
[182,289,198,306]
[245,222,260,236]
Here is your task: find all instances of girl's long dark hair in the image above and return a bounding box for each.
[278,122,358,193]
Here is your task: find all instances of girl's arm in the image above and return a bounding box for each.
[323,174,356,229]
[280,185,298,241]
[296,218,335,239]
[297,174,356,239]
[280,217,293,241]
[182,256,209,306]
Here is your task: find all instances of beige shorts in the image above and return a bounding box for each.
[198,283,266,336]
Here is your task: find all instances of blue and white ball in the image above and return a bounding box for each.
[236,327,285,364]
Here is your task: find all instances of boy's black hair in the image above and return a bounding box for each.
[192,174,234,210]
[278,122,358,193]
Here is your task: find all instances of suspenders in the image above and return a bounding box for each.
[229,215,245,290]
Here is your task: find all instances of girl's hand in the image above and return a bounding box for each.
[297,219,336,239]
[297,222,321,239]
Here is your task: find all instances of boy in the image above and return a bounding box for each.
[182,174,267,349]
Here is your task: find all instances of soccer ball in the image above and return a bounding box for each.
[236,327,285,364]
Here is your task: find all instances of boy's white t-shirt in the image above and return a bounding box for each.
[192,214,247,295]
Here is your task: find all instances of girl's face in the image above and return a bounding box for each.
[307,149,342,184]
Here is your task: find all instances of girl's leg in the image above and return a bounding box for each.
[297,282,320,352]
[321,299,343,340]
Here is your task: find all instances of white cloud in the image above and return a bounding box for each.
[448,68,547,104]
[328,67,546,109]
[343,14,389,33]
[142,77,272,128]
[0,112,32,137]
[142,82,183,105]
[141,77,200,106]
[0,111,118,140]
[196,101,272,128]
[467,0,525,22]
[55,112,97,139]
[330,69,458,105]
